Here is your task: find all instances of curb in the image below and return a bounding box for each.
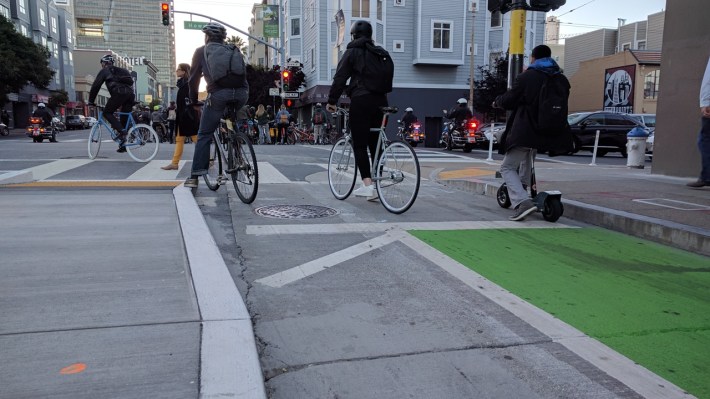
[437,178,710,257]
[173,186,267,399]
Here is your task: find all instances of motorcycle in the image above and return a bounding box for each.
[26,117,58,143]
[439,118,479,153]
[0,122,9,136]
[397,120,424,147]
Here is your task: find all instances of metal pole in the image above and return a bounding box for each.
[507,0,527,88]
[468,5,476,108]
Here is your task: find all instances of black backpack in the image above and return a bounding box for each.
[108,66,134,87]
[358,42,394,94]
[534,72,569,136]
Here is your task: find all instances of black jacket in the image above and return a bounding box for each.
[401,112,418,129]
[328,37,378,104]
[32,108,53,126]
[446,106,473,125]
[176,76,199,136]
[88,66,133,103]
[495,58,572,154]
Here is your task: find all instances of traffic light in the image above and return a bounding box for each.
[527,0,566,12]
[285,99,293,108]
[282,70,290,91]
[488,0,565,13]
[161,3,170,26]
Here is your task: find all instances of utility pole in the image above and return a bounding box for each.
[468,2,476,109]
[507,0,527,89]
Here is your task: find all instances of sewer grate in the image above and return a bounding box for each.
[255,204,339,219]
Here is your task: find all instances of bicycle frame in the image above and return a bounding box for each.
[96,111,137,142]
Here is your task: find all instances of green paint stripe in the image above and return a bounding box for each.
[410,228,710,399]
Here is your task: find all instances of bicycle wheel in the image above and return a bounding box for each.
[203,136,223,191]
[126,124,160,162]
[376,140,420,214]
[229,132,259,203]
[327,138,357,200]
[87,123,105,159]
[286,131,296,145]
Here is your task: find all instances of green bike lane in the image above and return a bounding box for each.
[410,227,710,399]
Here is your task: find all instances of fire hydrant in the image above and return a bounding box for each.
[626,126,649,169]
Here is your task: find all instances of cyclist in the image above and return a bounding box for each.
[31,103,54,127]
[88,54,135,153]
[326,20,392,199]
[184,22,249,188]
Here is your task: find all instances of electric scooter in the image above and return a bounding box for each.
[495,155,564,222]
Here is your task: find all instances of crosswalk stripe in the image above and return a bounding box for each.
[257,161,291,184]
[25,159,92,180]
[128,160,187,180]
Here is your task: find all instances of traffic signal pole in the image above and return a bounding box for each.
[507,0,527,89]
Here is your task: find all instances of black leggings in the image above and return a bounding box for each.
[349,94,388,179]
[103,87,135,133]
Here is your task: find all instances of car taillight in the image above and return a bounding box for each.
[412,123,420,129]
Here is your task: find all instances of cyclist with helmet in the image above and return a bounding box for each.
[184,22,249,188]
[444,98,473,128]
[31,103,54,127]
[401,107,418,132]
[326,20,389,199]
[88,54,135,152]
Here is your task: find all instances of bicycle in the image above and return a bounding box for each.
[87,109,160,162]
[287,124,315,145]
[327,106,420,214]
[203,101,259,204]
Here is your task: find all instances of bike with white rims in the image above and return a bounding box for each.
[87,109,159,162]
[327,106,420,214]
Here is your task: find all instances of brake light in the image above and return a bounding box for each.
[469,121,478,130]
[412,123,421,129]
[30,117,42,124]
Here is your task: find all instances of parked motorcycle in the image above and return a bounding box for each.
[26,117,58,143]
[439,119,479,153]
[52,117,66,132]
[0,122,9,136]
[397,120,424,147]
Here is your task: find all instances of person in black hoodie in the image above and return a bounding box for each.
[161,63,199,170]
[326,20,388,199]
[493,44,572,221]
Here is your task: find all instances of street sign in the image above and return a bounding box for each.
[286,61,301,67]
[184,21,207,30]
[269,88,280,96]
[282,92,299,98]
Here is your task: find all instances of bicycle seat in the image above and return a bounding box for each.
[381,106,399,114]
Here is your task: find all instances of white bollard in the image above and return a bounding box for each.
[486,123,495,161]
[589,129,600,166]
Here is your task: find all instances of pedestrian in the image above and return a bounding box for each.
[687,55,710,188]
[166,101,177,144]
[183,22,249,188]
[87,54,135,152]
[326,20,394,199]
[312,103,327,144]
[161,63,198,170]
[255,104,271,144]
[275,105,290,144]
[493,44,572,221]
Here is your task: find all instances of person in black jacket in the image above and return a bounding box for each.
[31,103,53,127]
[445,98,473,128]
[326,20,388,199]
[161,63,199,170]
[493,44,572,221]
[401,107,418,131]
[88,54,135,152]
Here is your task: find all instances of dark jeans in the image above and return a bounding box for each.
[350,94,388,179]
[191,87,248,176]
[699,117,710,182]
[103,87,134,134]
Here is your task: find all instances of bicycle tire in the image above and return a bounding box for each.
[230,132,259,204]
[126,124,160,162]
[87,123,104,159]
[286,131,296,145]
[203,137,223,191]
[327,138,357,200]
[376,140,420,214]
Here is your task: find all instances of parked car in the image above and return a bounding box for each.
[628,114,655,153]
[85,116,98,127]
[567,112,648,157]
[476,123,504,149]
[66,115,88,130]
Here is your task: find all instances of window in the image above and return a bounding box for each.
[490,11,502,28]
[622,43,630,51]
[644,70,660,100]
[69,51,73,65]
[41,36,47,47]
[67,28,72,43]
[19,0,26,14]
[605,114,636,126]
[40,9,46,26]
[637,41,646,50]
[51,17,57,34]
[21,25,29,37]
[291,18,300,36]
[393,40,404,52]
[394,0,404,6]
[0,5,9,19]
[377,0,383,20]
[353,0,370,18]
[431,20,452,51]
[310,46,316,71]
[53,44,59,58]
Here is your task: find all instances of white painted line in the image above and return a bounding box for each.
[25,159,92,181]
[246,220,572,236]
[128,160,187,180]
[398,234,693,399]
[257,161,291,183]
[256,230,406,288]
[632,198,710,211]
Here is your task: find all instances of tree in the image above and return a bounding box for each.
[226,35,247,56]
[246,64,280,107]
[48,89,69,111]
[472,54,509,122]
[0,15,54,103]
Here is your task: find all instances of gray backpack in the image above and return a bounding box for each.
[203,42,246,88]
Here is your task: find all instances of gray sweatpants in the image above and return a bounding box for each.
[500,147,536,208]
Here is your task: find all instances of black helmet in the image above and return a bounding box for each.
[202,22,227,41]
[350,20,372,40]
[100,54,114,65]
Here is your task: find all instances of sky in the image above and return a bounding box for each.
[172,0,667,68]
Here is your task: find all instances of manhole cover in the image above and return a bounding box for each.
[255,205,339,219]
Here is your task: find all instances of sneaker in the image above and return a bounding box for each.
[509,199,537,221]
[353,184,375,197]
[161,164,179,170]
[116,146,127,153]
[184,177,198,188]
[686,179,709,188]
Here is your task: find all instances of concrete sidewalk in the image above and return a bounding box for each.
[0,186,265,399]
[434,158,710,256]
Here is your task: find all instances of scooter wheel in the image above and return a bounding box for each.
[496,184,511,208]
[542,197,563,223]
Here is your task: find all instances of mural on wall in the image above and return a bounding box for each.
[604,65,636,113]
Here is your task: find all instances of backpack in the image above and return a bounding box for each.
[108,66,134,87]
[203,42,246,88]
[534,72,570,136]
[279,112,289,124]
[358,43,394,94]
[313,111,324,124]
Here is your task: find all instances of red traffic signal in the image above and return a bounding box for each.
[285,99,294,107]
[161,3,170,26]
